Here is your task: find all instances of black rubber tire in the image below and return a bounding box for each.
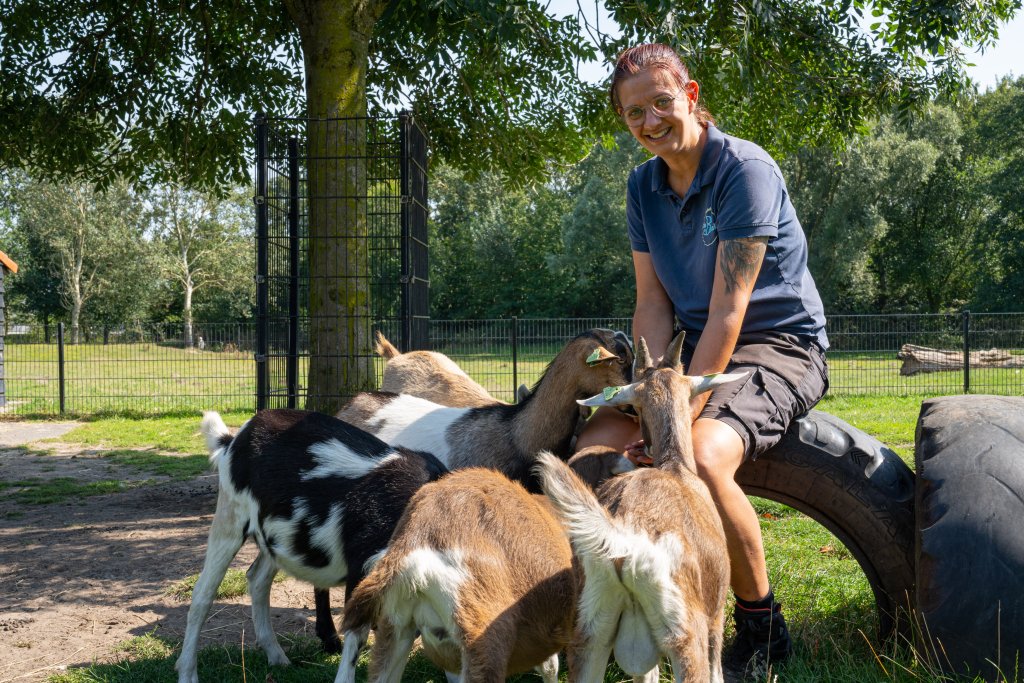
[915,395,1024,680]
[737,409,916,641]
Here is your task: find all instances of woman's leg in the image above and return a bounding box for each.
[573,406,640,453]
[690,418,769,601]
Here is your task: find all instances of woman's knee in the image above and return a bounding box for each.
[691,418,746,486]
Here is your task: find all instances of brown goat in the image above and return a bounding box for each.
[375,332,502,408]
[340,468,576,682]
[537,331,746,683]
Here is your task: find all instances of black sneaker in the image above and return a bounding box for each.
[722,600,792,681]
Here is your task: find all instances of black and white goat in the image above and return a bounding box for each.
[305,328,632,660]
[537,332,745,683]
[174,409,447,683]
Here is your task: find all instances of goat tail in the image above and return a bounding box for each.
[535,451,620,560]
[374,331,401,360]
[200,411,233,469]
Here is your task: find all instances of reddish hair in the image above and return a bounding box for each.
[610,43,715,126]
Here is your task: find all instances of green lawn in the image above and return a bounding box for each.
[22,394,1015,682]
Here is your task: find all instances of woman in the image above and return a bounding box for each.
[574,43,829,678]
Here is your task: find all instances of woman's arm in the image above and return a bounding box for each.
[687,236,768,416]
[632,250,675,362]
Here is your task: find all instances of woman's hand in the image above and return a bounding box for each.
[624,439,653,466]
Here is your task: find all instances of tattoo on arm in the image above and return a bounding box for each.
[719,237,768,294]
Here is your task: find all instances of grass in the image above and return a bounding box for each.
[12,394,1016,682]
[164,568,286,602]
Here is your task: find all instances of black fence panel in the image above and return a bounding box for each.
[1,312,1020,417]
[254,112,429,413]
[1,322,256,416]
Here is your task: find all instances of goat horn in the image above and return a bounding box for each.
[635,336,652,372]
[662,330,686,371]
[689,371,750,397]
[577,383,638,407]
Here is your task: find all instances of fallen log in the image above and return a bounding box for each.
[898,344,1024,376]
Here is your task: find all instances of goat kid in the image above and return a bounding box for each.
[375,331,504,408]
[174,409,447,683]
[537,331,745,683]
[307,331,600,651]
[341,461,622,683]
[337,328,632,487]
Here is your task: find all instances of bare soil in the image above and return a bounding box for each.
[0,436,342,683]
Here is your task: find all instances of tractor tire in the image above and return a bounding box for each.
[915,395,1024,680]
[737,409,916,640]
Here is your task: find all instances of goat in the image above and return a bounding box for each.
[536,331,745,683]
[308,332,514,652]
[375,332,502,408]
[307,332,599,652]
[174,409,448,683]
[337,328,633,488]
[339,451,633,683]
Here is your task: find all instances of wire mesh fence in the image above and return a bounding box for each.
[1,312,1021,416]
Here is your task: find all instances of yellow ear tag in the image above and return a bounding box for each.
[603,386,622,401]
[586,349,603,366]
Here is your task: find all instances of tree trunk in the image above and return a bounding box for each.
[183,282,194,349]
[286,0,387,413]
[70,302,81,345]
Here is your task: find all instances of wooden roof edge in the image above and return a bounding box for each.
[0,250,18,273]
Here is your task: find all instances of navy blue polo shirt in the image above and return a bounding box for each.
[627,125,828,349]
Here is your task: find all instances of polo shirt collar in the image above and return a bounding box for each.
[648,124,726,200]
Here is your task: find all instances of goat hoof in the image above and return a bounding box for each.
[319,632,343,654]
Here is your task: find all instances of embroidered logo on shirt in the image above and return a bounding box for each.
[702,208,718,246]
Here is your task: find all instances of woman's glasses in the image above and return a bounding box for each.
[619,89,685,128]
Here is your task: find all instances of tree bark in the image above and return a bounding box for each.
[285,0,388,413]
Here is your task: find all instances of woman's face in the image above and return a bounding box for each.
[616,67,700,160]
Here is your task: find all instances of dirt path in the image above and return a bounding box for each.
[0,438,342,683]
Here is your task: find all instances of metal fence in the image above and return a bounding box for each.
[1,312,1021,416]
[255,113,429,415]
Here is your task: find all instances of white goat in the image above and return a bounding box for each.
[339,449,634,683]
[174,409,449,683]
[537,331,745,683]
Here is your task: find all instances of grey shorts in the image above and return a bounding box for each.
[681,331,829,460]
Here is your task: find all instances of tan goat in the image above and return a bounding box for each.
[375,332,502,408]
[537,331,746,683]
[338,449,633,683]
[340,468,575,683]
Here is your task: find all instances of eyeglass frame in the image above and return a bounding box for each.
[616,86,690,128]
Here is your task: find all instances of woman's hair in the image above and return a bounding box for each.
[609,43,715,126]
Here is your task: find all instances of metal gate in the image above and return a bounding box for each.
[254,112,428,412]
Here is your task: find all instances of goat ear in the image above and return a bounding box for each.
[660,330,686,371]
[585,346,619,366]
[688,371,749,397]
[577,383,638,407]
[515,384,531,403]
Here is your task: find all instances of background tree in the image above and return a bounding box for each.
[148,185,252,347]
[2,0,1019,406]
[969,77,1024,311]
[551,134,649,317]
[11,179,149,342]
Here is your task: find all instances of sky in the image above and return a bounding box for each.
[546,0,1023,90]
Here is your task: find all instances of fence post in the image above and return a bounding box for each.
[511,316,519,401]
[287,135,300,409]
[57,322,66,414]
[963,309,971,394]
[255,113,269,411]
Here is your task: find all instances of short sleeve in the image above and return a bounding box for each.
[626,169,649,253]
[715,159,783,241]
